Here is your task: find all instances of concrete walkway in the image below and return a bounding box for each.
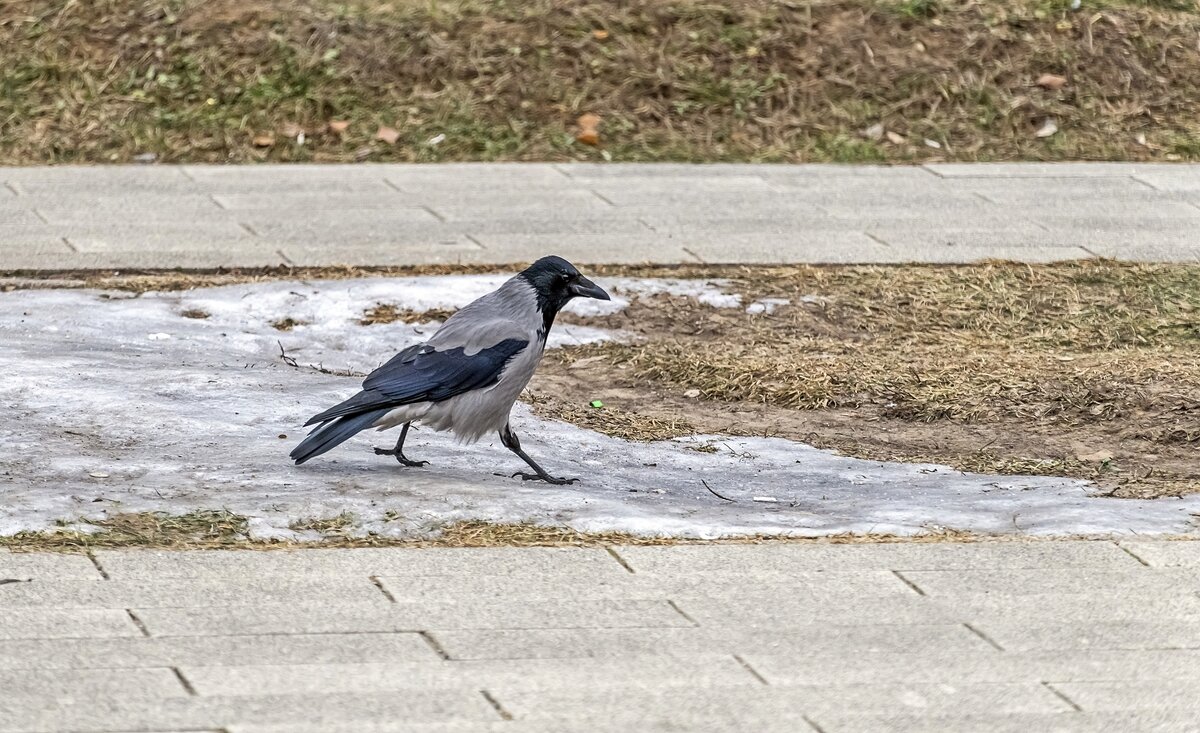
[4,541,1200,732]
[1,162,1199,270]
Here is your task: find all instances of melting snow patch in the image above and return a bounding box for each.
[746,298,789,315]
[2,277,1199,539]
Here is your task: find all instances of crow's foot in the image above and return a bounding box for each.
[511,472,576,484]
[373,447,429,467]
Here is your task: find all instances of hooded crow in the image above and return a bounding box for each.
[290,256,611,484]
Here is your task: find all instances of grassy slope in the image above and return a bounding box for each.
[1,0,1199,164]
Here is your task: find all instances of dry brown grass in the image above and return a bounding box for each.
[535,260,1200,498]
[359,303,457,326]
[4,511,1136,551]
[2,0,1200,163]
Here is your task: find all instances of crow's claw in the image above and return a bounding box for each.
[512,471,579,485]
[374,447,428,467]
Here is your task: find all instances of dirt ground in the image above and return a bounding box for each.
[3,0,1200,164]
[526,261,1200,499]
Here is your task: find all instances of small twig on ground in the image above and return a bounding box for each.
[702,479,736,503]
[277,340,298,368]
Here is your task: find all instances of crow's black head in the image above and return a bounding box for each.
[518,255,610,333]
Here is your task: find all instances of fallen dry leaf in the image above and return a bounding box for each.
[1035,117,1059,138]
[375,126,400,144]
[280,122,304,138]
[576,113,601,146]
[885,130,906,145]
[1077,449,1114,463]
[251,134,275,148]
[592,29,609,41]
[1036,73,1068,91]
[923,138,942,149]
[327,120,351,136]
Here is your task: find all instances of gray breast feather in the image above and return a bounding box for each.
[430,277,540,352]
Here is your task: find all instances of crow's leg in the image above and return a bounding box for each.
[373,422,429,467]
[500,423,578,485]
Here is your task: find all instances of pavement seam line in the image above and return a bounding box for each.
[802,715,830,733]
[891,570,927,596]
[276,249,295,266]
[418,630,452,660]
[604,546,636,574]
[208,193,228,210]
[3,181,19,196]
[61,236,78,253]
[464,233,487,250]
[369,576,397,602]
[85,551,110,580]
[733,654,769,685]
[1117,543,1152,567]
[589,189,617,206]
[238,222,259,237]
[420,204,447,222]
[1042,681,1084,712]
[382,177,403,192]
[681,246,705,264]
[1131,175,1160,191]
[31,208,49,224]
[863,231,893,248]
[479,689,514,720]
[962,622,1005,651]
[1128,176,1157,192]
[125,609,151,637]
[667,599,700,626]
[171,666,198,696]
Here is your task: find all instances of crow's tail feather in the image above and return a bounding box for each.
[290,408,390,465]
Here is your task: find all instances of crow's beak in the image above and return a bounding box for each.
[570,276,611,301]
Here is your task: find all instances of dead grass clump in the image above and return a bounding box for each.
[180,308,210,319]
[0,510,249,551]
[359,303,457,326]
[271,317,305,331]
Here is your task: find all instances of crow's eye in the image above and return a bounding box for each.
[559,273,572,283]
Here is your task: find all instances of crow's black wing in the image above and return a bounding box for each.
[301,338,528,427]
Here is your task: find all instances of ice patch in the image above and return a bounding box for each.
[2,278,1199,539]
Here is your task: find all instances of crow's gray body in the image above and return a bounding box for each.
[370,276,545,442]
[290,256,609,484]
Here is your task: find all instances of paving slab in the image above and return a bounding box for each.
[0,632,440,670]
[745,648,1200,685]
[429,624,990,660]
[0,163,1197,268]
[0,608,141,640]
[0,576,388,609]
[1050,680,1200,711]
[897,567,1200,597]
[493,683,1072,720]
[1120,540,1200,567]
[0,691,498,733]
[613,541,1143,572]
[2,667,188,700]
[132,599,690,636]
[810,712,1200,733]
[94,547,629,579]
[923,162,1171,177]
[375,568,913,602]
[970,620,1200,652]
[180,655,755,696]
[0,551,104,579]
